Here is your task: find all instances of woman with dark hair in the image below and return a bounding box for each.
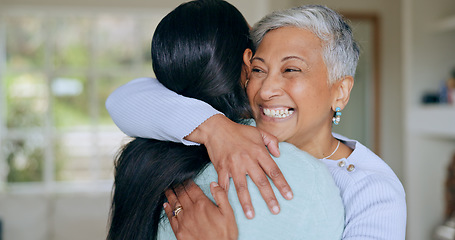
[107,1,343,240]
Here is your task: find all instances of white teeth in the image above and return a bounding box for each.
[263,108,294,118]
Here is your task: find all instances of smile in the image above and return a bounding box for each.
[262,108,295,118]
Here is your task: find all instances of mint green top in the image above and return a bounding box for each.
[157,142,344,240]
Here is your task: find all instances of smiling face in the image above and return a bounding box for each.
[245,26,339,150]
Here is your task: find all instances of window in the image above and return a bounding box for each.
[0,9,165,190]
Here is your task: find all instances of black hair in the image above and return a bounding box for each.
[151,0,253,122]
[108,139,210,239]
[107,1,253,239]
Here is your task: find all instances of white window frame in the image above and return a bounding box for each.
[0,6,171,193]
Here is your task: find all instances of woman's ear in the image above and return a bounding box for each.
[241,48,253,87]
[332,76,354,110]
[243,49,253,70]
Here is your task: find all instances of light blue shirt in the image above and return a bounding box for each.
[157,142,344,240]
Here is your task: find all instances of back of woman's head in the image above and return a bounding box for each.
[152,0,253,122]
[109,1,252,239]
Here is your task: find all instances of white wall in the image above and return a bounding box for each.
[403,0,455,239]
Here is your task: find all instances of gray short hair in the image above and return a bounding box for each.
[250,5,360,84]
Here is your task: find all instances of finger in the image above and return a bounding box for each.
[165,188,180,208]
[174,184,193,208]
[261,134,280,158]
[163,202,179,232]
[217,169,230,193]
[248,166,280,214]
[260,159,293,201]
[260,129,280,157]
[210,182,234,216]
[231,171,254,219]
[184,181,206,202]
[265,139,280,158]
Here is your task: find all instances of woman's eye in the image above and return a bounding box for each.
[252,68,264,73]
[284,68,301,73]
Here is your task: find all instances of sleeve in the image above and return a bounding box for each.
[105,77,223,146]
[342,174,407,240]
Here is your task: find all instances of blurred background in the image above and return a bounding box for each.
[0,0,454,239]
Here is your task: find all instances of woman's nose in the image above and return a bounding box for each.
[258,74,283,100]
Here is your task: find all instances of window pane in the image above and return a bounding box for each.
[53,17,91,68]
[3,135,45,182]
[140,18,160,70]
[52,75,90,128]
[6,16,45,70]
[95,15,138,68]
[55,130,124,181]
[2,12,164,185]
[96,131,126,180]
[97,74,137,125]
[56,131,93,181]
[98,74,130,181]
[6,72,47,128]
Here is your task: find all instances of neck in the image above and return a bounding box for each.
[284,121,335,158]
[322,140,340,159]
[304,137,340,159]
[289,130,338,159]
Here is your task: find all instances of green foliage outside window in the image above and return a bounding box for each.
[2,14,155,183]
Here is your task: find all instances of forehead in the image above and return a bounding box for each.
[255,26,323,57]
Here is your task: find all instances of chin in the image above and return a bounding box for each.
[257,124,288,141]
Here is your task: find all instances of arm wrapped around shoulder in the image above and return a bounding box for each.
[105,77,221,145]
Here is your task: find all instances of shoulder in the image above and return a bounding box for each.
[329,134,407,239]
[126,77,160,86]
[244,144,344,240]
[330,133,404,192]
[108,77,160,97]
[194,145,344,239]
[274,142,341,199]
[276,142,332,176]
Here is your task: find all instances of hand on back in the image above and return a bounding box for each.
[164,181,238,240]
[186,114,292,219]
